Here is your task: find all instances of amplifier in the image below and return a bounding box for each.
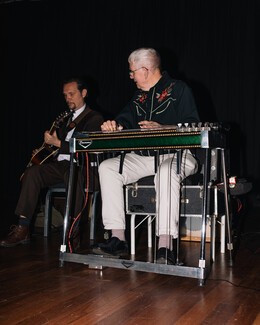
[125,184,156,215]
[125,182,224,241]
[125,184,220,215]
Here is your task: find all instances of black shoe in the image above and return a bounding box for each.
[156,247,176,265]
[92,237,128,257]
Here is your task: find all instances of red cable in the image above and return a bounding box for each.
[237,197,243,213]
[68,152,90,252]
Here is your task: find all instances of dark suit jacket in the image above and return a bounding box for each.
[57,106,104,155]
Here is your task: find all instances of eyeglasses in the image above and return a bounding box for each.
[129,67,148,75]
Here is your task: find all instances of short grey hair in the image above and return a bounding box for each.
[128,47,161,71]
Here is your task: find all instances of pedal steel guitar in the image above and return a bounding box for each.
[69,122,226,153]
[59,122,232,286]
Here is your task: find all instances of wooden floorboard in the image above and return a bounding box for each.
[0,204,260,324]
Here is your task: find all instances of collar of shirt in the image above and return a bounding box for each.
[72,104,86,121]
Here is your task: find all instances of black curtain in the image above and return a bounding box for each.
[2,0,260,221]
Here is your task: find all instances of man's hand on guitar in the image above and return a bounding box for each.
[44,130,61,148]
[101,120,123,132]
[32,148,40,157]
[138,120,177,130]
[138,120,162,129]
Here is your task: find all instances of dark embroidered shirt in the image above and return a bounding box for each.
[115,71,200,129]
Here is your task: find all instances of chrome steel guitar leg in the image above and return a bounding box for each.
[176,150,182,265]
[198,148,210,285]
[221,148,233,266]
[59,152,76,267]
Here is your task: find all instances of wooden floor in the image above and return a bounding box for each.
[0,198,260,325]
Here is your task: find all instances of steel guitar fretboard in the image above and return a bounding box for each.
[69,123,226,153]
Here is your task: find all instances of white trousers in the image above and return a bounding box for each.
[98,150,198,238]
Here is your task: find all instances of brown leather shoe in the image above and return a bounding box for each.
[0,225,30,247]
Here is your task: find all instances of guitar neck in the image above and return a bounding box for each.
[23,110,72,172]
[49,122,57,135]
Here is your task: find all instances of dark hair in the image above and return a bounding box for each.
[63,77,87,92]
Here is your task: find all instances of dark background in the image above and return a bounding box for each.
[1,0,260,227]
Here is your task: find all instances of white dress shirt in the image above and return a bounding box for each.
[57,105,86,161]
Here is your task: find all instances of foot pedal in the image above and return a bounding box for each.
[88,264,104,270]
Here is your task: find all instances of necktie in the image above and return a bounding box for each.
[66,111,74,128]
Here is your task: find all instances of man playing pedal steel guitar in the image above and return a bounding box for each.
[93,47,200,264]
[0,77,104,248]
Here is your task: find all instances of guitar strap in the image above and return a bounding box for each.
[66,106,92,133]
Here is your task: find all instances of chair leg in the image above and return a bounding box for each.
[44,190,53,237]
[211,215,216,262]
[147,215,152,248]
[220,214,226,253]
[130,214,136,255]
[210,186,218,262]
[44,187,66,237]
[130,214,154,255]
[89,191,99,241]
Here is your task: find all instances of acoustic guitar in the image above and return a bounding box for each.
[25,110,73,168]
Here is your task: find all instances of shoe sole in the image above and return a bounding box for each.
[156,257,175,265]
[0,239,30,248]
[92,247,128,258]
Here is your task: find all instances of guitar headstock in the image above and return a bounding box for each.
[54,110,74,128]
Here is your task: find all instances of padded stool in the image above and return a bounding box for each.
[125,177,226,259]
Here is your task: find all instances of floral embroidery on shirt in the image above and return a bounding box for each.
[136,92,148,103]
[156,82,175,103]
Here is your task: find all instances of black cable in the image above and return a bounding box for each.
[207,278,260,292]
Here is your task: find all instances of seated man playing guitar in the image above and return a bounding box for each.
[0,77,104,249]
